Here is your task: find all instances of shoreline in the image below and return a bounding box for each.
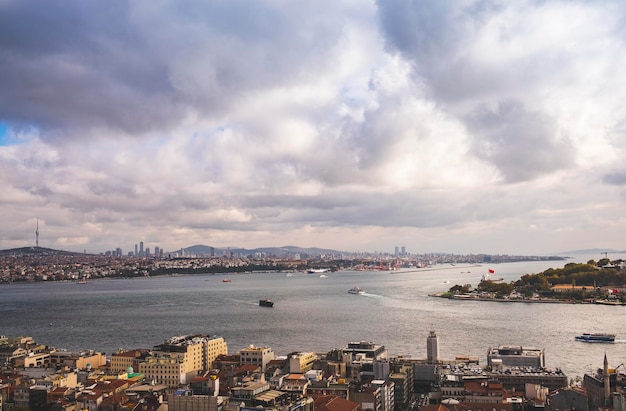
[430,293,626,305]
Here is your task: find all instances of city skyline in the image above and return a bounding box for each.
[1,1,626,255]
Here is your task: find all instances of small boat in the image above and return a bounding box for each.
[259,299,274,308]
[348,286,365,295]
[77,279,87,284]
[320,274,328,278]
[575,333,615,343]
[222,278,231,282]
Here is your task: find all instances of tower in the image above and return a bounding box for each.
[35,218,39,247]
[604,353,611,406]
[427,330,439,364]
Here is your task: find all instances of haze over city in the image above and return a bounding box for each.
[1,1,626,255]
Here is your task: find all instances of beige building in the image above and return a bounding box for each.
[109,349,151,373]
[0,345,28,366]
[169,389,224,411]
[49,351,106,370]
[139,335,228,387]
[289,352,317,373]
[140,352,189,387]
[16,351,51,368]
[239,345,275,372]
[204,336,228,369]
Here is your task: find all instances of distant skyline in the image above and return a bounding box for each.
[1,1,626,255]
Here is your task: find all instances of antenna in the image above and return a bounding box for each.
[35,218,39,248]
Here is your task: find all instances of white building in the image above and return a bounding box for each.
[487,345,545,368]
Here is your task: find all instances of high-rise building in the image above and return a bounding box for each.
[135,244,138,256]
[140,242,144,256]
[426,330,439,364]
[394,246,399,256]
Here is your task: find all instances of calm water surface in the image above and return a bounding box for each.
[1,254,625,379]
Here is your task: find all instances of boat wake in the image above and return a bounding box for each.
[226,298,259,306]
[363,293,383,299]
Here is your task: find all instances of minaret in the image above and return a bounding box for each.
[427,330,439,364]
[604,353,611,406]
[35,218,39,247]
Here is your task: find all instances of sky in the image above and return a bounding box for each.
[1,0,626,256]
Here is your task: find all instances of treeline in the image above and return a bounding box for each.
[444,259,626,301]
[515,260,626,289]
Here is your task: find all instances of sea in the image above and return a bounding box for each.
[1,253,625,380]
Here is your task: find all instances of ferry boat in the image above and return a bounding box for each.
[259,299,274,308]
[575,333,615,343]
[348,286,365,295]
[308,268,329,274]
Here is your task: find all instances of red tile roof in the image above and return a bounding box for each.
[314,395,359,411]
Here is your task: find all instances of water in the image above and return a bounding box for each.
[1,255,625,380]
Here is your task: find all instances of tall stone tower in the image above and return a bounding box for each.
[427,330,439,364]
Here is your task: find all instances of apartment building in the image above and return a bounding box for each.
[351,381,387,411]
[204,336,229,369]
[109,349,152,373]
[49,350,106,370]
[239,345,275,372]
[139,335,228,387]
[289,352,317,373]
[342,341,388,362]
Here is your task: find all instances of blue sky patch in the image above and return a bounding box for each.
[0,123,12,146]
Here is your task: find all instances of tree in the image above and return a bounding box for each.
[448,284,472,294]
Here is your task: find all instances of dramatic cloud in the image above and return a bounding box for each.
[1,0,626,254]
[465,100,574,183]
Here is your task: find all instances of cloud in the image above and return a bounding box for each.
[603,172,626,186]
[0,0,351,137]
[465,100,574,182]
[376,0,626,178]
[1,0,626,254]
